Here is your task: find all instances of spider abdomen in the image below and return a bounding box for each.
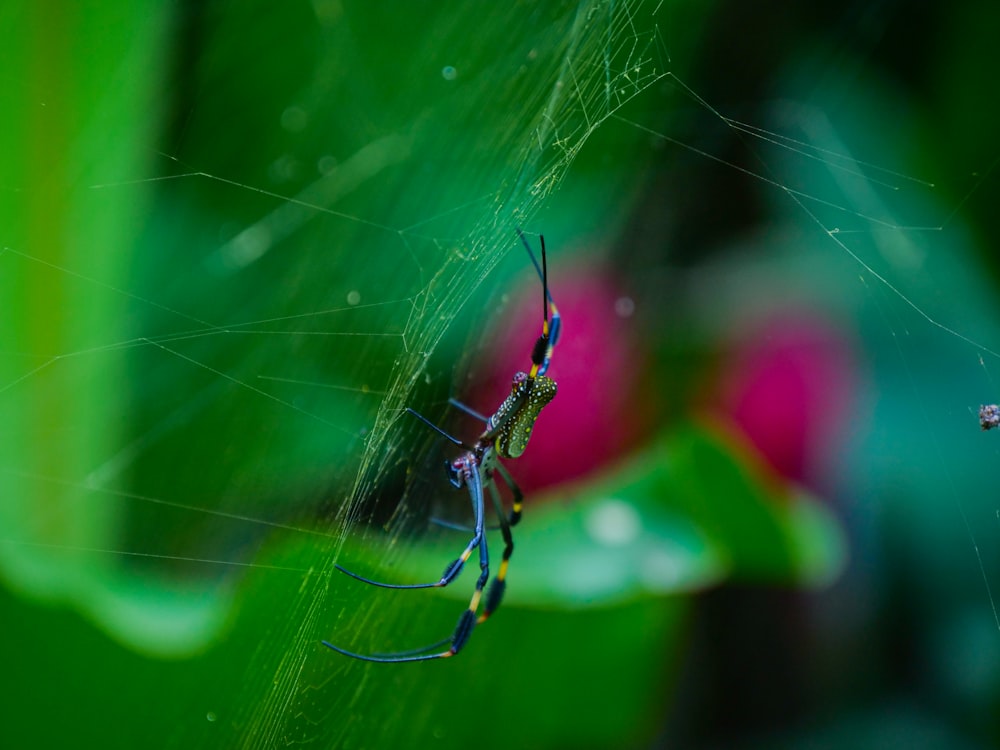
[494,375,557,459]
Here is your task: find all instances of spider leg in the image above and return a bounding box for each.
[429,516,502,532]
[370,635,453,658]
[448,398,489,423]
[517,229,561,376]
[463,458,491,632]
[326,456,489,662]
[492,461,524,526]
[334,561,465,589]
[406,408,474,450]
[478,479,513,623]
[322,613,474,663]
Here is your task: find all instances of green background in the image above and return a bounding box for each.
[2,1,999,748]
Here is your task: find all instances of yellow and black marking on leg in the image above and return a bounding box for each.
[479,558,509,624]
[511,498,523,525]
[443,592,481,658]
[492,461,524,526]
[517,229,561,378]
[528,321,550,380]
[436,547,471,587]
[479,480,513,623]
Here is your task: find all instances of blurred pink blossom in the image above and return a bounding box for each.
[715,311,859,489]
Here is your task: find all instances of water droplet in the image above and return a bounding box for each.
[614,296,635,318]
[317,154,338,175]
[585,499,640,546]
[280,106,308,133]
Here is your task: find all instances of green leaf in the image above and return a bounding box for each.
[664,421,848,586]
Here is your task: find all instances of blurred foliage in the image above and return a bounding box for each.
[3,0,1000,749]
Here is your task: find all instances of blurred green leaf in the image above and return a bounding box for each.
[665,421,847,586]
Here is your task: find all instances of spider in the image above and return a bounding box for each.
[980,404,1000,431]
[323,229,561,662]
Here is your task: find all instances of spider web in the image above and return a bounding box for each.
[3,0,1000,747]
[1,1,671,747]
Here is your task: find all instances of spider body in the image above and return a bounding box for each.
[324,230,560,663]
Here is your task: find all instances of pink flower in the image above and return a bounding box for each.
[716,311,860,489]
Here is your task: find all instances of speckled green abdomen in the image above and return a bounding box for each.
[494,375,557,459]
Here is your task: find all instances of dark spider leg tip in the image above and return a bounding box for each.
[406,408,475,450]
[370,636,453,660]
[530,334,549,367]
[450,609,476,654]
[334,564,441,590]
[322,640,454,663]
[478,579,506,623]
[441,557,465,582]
[322,610,477,663]
[516,229,548,291]
[448,398,489,424]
